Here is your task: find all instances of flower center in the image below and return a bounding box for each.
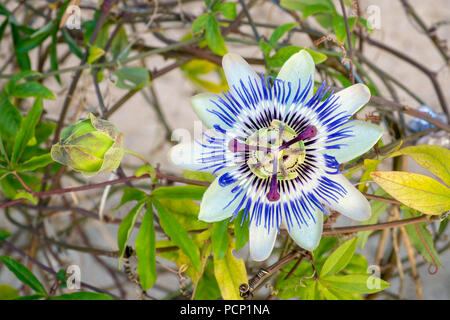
[246,120,306,182]
[228,120,317,202]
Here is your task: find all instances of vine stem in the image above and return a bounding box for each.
[338,0,355,84]
[0,171,209,209]
[123,149,150,165]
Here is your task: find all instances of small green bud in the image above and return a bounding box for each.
[51,113,124,177]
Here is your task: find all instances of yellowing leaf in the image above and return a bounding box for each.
[87,46,105,64]
[390,145,450,186]
[371,171,450,215]
[358,159,381,193]
[213,235,247,300]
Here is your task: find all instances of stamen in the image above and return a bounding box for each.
[279,125,317,151]
[267,146,280,202]
[267,173,280,202]
[228,138,272,153]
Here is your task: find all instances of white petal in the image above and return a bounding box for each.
[191,93,233,129]
[322,120,383,163]
[326,174,371,221]
[285,210,323,251]
[276,50,315,107]
[167,141,226,173]
[249,220,278,261]
[222,53,259,93]
[198,172,246,222]
[168,142,203,171]
[331,83,371,117]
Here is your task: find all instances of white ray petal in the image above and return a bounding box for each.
[249,218,278,261]
[321,120,383,163]
[198,171,247,222]
[276,50,315,108]
[325,174,371,221]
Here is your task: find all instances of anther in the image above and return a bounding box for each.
[279,125,317,150]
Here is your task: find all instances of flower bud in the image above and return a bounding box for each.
[51,113,124,177]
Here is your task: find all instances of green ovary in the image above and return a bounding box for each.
[246,120,306,180]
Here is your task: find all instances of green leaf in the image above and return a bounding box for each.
[11,98,43,165]
[0,255,46,294]
[280,0,334,11]
[87,45,105,64]
[259,39,272,57]
[0,92,22,137]
[49,292,114,300]
[0,16,9,43]
[358,159,381,193]
[439,217,448,233]
[325,70,352,88]
[158,198,209,231]
[322,274,390,294]
[113,67,150,90]
[11,23,31,70]
[9,82,55,100]
[0,284,19,300]
[15,153,53,172]
[15,21,54,53]
[183,169,215,182]
[269,23,298,49]
[214,2,237,20]
[117,199,146,268]
[390,145,450,186]
[116,187,147,209]
[152,185,207,200]
[152,198,202,271]
[192,13,211,36]
[6,70,41,90]
[110,26,130,60]
[135,164,157,182]
[49,29,61,85]
[62,29,83,59]
[135,205,157,291]
[403,209,442,268]
[268,46,327,68]
[213,235,247,300]
[357,17,374,32]
[14,192,38,205]
[344,253,369,274]
[211,219,229,260]
[205,15,227,56]
[12,293,46,300]
[303,4,334,18]
[193,260,221,300]
[192,13,227,55]
[371,171,450,215]
[320,238,357,277]
[332,14,356,42]
[234,210,249,251]
[0,229,11,242]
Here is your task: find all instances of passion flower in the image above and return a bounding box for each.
[169,51,383,261]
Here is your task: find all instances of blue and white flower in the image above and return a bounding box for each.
[169,51,383,261]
